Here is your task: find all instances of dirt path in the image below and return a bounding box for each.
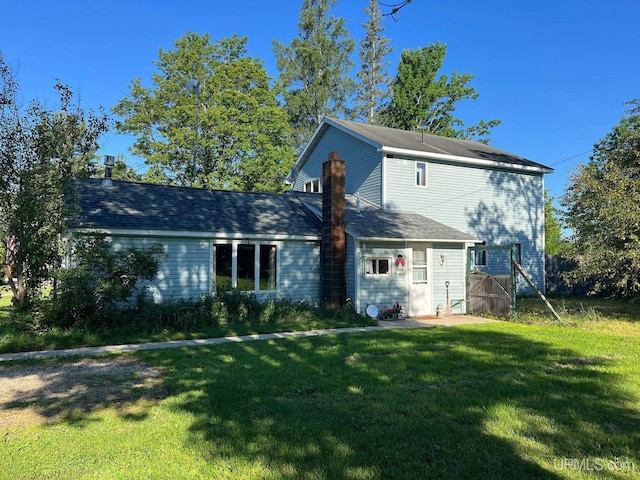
[0,356,168,429]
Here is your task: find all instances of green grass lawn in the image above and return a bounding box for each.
[1,320,639,479]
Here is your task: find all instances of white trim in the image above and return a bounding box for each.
[378,146,553,174]
[209,240,214,295]
[303,179,320,193]
[68,228,320,242]
[415,161,428,188]
[355,239,361,314]
[323,117,381,150]
[357,236,480,243]
[364,256,392,277]
[213,240,282,293]
[381,154,388,208]
[461,247,468,314]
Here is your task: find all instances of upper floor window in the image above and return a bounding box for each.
[416,162,427,187]
[304,179,320,193]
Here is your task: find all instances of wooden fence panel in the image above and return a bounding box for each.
[467,272,512,317]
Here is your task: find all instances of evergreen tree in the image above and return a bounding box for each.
[273,0,355,151]
[354,0,393,123]
[544,191,567,256]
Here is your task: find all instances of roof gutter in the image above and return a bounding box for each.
[67,227,321,242]
[378,146,554,174]
[356,236,481,244]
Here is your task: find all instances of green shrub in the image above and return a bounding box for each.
[44,234,165,329]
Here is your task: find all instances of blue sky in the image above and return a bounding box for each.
[2,0,639,206]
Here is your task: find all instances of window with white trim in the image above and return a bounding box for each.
[304,179,320,193]
[215,243,277,291]
[365,257,390,276]
[416,162,427,187]
[412,247,428,284]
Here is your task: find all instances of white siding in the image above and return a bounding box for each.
[384,156,546,292]
[346,234,356,301]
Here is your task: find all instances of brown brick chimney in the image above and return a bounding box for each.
[322,152,346,310]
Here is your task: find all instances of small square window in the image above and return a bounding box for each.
[416,162,427,187]
[365,258,390,276]
[474,250,487,266]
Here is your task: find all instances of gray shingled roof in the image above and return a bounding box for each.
[71,180,322,237]
[310,118,552,172]
[71,180,476,243]
[294,193,478,242]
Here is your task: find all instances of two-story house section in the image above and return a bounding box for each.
[292,118,554,295]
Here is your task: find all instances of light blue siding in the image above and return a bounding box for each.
[111,236,211,302]
[384,156,545,292]
[278,241,321,304]
[358,242,407,313]
[109,236,322,305]
[432,243,467,313]
[294,127,383,205]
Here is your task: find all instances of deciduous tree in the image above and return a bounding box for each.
[562,103,640,297]
[113,33,293,192]
[0,53,110,306]
[382,42,500,143]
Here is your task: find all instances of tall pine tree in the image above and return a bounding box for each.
[273,0,355,151]
[354,0,393,123]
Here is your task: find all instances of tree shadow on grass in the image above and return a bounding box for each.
[140,326,640,479]
[0,355,169,428]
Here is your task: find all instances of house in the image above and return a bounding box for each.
[70,119,552,318]
[290,118,554,307]
[70,180,324,305]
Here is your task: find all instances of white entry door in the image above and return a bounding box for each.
[408,244,432,317]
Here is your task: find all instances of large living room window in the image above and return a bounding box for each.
[215,243,278,291]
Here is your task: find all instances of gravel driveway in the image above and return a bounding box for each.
[0,356,167,429]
